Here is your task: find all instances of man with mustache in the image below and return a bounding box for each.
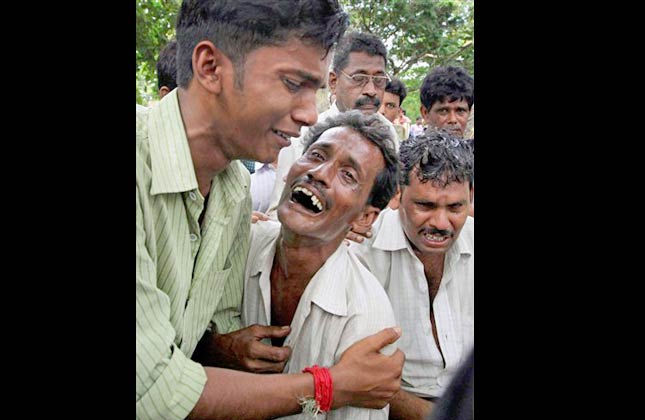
[420,66,474,139]
[350,130,474,420]
[136,1,405,419]
[264,31,398,222]
[242,111,400,419]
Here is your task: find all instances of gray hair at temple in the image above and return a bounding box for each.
[175,0,349,89]
[302,110,399,210]
[399,128,474,189]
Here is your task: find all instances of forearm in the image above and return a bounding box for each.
[188,367,314,419]
[388,389,434,420]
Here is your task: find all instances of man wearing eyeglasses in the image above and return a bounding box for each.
[264,31,399,226]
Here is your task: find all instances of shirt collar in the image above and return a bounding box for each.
[148,90,248,201]
[148,90,199,195]
[304,245,349,317]
[372,208,473,259]
[372,208,410,251]
[250,231,349,318]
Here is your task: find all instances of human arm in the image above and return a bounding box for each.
[187,327,404,419]
[388,390,434,420]
[136,189,207,419]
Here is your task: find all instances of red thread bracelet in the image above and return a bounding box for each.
[303,364,333,412]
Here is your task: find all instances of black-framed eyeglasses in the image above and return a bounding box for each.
[340,70,390,88]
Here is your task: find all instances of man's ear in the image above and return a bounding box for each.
[159,86,171,99]
[420,104,429,121]
[192,40,228,94]
[388,186,401,210]
[351,205,381,233]
[328,71,338,95]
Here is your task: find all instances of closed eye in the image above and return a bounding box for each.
[309,150,325,161]
[341,169,357,183]
[283,77,301,93]
[416,201,436,209]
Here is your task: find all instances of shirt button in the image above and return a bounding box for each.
[190,233,198,242]
[189,191,197,201]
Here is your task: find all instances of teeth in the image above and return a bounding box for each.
[293,186,312,196]
[274,130,290,140]
[293,186,323,211]
[424,233,446,241]
[311,196,323,211]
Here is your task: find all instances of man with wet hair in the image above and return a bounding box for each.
[243,110,400,419]
[264,31,399,224]
[350,129,474,419]
[137,1,404,419]
[419,66,474,139]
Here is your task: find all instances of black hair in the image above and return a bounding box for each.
[175,0,349,88]
[331,31,387,73]
[156,39,178,91]
[420,66,474,110]
[302,110,399,210]
[385,77,407,106]
[399,128,474,188]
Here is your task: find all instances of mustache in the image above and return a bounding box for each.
[291,175,331,207]
[420,227,453,238]
[355,96,381,108]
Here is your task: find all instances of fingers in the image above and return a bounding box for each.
[250,341,292,363]
[251,211,269,224]
[252,211,270,221]
[346,231,364,244]
[351,224,372,236]
[250,324,291,339]
[245,358,287,373]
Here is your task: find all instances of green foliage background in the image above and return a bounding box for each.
[135,0,474,118]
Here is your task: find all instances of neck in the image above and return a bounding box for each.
[273,229,344,288]
[415,250,445,301]
[177,87,232,197]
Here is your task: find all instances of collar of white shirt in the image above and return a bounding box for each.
[248,221,350,318]
[371,208,472,258]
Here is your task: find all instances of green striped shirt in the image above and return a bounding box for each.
[136,90,251,419]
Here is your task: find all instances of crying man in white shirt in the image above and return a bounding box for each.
[349,128,474,419]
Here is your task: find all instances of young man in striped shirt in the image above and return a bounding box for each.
[136,1,404,419]
[242,111,399,419]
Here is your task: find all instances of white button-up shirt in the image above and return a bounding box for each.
[349,208,474,399]
[242,220,397,419]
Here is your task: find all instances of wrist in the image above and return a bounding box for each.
[302,365,334,413]
[328,365,348,409]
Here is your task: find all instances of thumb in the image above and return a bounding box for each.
[364,327,402,351]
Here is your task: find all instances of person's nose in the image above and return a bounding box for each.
[307,161,333,188]
[428,209,451,232]
[292,93,319,127]
[362,77,378,97]
[446,110,459,124]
